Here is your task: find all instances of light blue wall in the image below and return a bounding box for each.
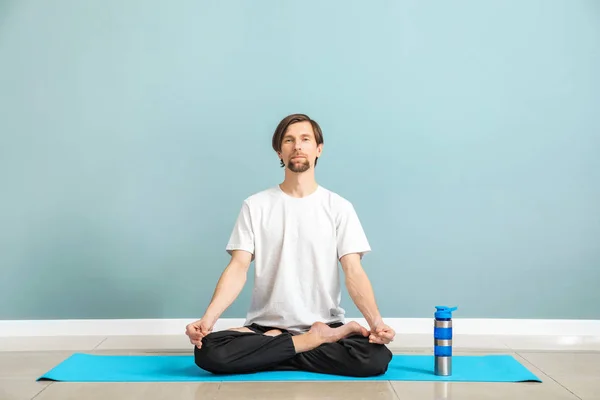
[1,0,599,320]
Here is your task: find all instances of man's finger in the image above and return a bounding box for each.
[191,338,202,346]
[369,334,385,344]
[379,330,394,340]
[373,330,394,343]
[374,335,390,345]
[380,333,394,342]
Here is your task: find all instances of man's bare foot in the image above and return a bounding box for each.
[263,329,283,337]
[308,321,369,344]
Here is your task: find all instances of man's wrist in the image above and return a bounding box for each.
[202,311,219,325]
[368,316,383,330]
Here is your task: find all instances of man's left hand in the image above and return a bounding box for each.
[369,322,395,345]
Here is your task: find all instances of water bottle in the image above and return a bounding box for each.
[434,305,457,376]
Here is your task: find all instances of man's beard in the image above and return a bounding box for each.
[288,158,310,173]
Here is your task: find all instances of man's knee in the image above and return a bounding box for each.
[194,344,227,374]
[193,333,232,374]
[357,344,393,377]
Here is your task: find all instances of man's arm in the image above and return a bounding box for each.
[340,253,395,344]
[202,250,253,324]
[340,253,383,329]
[186,250,252,348]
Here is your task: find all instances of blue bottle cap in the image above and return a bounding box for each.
[435,306,458,319]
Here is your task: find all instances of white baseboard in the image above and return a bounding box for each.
[1,318,599,337]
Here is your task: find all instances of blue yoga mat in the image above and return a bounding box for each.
[38,353,541,382]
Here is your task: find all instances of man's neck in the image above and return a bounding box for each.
[279,170,318,198]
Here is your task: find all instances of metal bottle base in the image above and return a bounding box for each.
[434,356,452,376]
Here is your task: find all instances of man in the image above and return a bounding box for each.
[185,114,395,377]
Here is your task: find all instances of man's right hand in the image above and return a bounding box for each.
[185,318,215,349]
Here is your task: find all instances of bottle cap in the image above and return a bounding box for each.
[435,306,458,319]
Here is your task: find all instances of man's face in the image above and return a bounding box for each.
[279,121,322,173]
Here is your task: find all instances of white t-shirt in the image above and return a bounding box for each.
[226,184,371,333]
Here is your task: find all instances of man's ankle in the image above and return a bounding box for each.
[292,331,322,353]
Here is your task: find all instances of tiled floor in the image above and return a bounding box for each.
[1,334,599,400]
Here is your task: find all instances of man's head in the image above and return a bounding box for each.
[272,114,324,173]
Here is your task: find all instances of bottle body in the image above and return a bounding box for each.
[434,317,452,376]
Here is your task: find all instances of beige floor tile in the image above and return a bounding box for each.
[0,352,73,379]
[502,336,600,351]
[34,382,220,400]
[551,377,600,400]
[519,352,600,377]
[0,378,52,400]
[215,381,398,400]
[0,336,105,352]
[518,352,600,399]
[95,335,192,351]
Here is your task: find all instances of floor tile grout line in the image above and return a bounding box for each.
[516,351,582,400]
[215,382,222,400]
[30,381,54,400]
[388,380,401,400]
[92,337,108,350]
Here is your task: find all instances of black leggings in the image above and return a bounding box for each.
[194,322,393,377]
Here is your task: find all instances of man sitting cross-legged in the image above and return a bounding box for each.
[185,114,395,377]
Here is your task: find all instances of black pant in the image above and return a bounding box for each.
[194,322,393,377]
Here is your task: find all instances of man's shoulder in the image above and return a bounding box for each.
[318,186,355,210]
[242,186,281,206]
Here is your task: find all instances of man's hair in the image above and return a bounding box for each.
[271,113,324,168]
